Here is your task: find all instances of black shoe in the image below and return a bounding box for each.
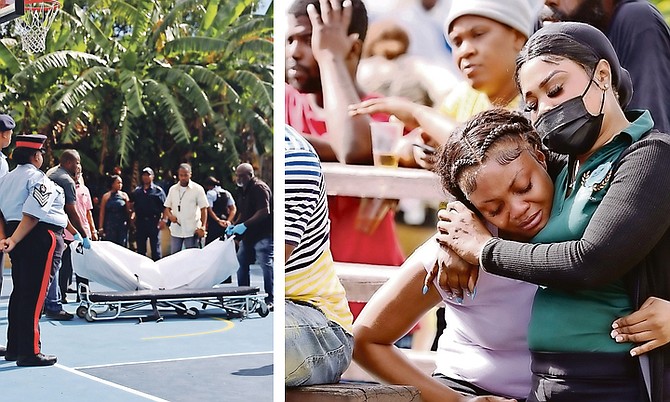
[0,345,6,356]
[44,310,74,321]
[5,351,17,361]
[16,353,57,367]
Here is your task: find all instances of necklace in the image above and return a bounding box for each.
[177,186,187,212]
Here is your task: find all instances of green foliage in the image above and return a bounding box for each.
[653,0,670,25]
[0,0,273,193]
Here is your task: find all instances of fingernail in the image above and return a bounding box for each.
[446,292,453,300]
[630,350,637,357]
[615,335,624,342]
[456,297,463,304]
[610,330,618,339]
[464,290,471,297]
[422,285,428,295]
[612,322,619,329]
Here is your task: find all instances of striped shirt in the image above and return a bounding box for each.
[284,126,353,333]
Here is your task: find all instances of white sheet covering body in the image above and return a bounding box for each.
[70,237,239,291]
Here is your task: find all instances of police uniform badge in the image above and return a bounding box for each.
[32,183,51,207]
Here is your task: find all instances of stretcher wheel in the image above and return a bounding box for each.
[175,303,187,315]
[76,306,88,319]
[85,310,97,322]
[257,302,270,317]
[186,307,200,319]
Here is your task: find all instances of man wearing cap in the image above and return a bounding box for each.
[129,167,167,261]
[43,149,90,320]
[0,134,66,366]
[0,113,14,357]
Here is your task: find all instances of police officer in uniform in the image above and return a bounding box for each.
[0,134,67,366]
[130,167,166,261]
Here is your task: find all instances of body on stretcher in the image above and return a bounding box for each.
[70,236,270,322]
[76,283,270,322]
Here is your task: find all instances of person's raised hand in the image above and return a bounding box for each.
[348,97,421,130]
[611,296,670,356]
[306,0,356,63]
[412,130,438,170]
[436,201,492,265]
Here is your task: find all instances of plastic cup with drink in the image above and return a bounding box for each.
[370,121,403,168]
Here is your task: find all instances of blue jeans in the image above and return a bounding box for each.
[285,300,354,386]
[44,239,64,313]
[236,237,273,303]
[170,235,200,254]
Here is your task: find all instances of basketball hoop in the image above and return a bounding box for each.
[16,0,60,54]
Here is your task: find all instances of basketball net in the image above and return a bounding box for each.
[17,0,60,54]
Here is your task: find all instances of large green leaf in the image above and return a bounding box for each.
[119,70,146,116]
[15,51,107,80]
[144,79,190,144]
[150,66,213,117]
[54,65,116,113]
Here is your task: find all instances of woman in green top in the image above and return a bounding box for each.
[436,22,670,401]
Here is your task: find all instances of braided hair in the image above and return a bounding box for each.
[434,108,543,211]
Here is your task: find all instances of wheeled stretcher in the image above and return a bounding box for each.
[70,237,270,322]
[76,283,270,322]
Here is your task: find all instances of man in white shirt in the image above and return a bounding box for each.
[163,163,209,253]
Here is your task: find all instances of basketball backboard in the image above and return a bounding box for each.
[0,0,24,24]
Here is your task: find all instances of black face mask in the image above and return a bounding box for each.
[534,78,606,155]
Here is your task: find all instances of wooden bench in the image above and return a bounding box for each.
[286,382,421,402]
[334,261,398,303]
[322,162,448,201]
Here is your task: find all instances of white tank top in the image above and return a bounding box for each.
[418,233,536,399]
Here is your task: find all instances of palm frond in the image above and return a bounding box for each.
[15,51,107,81]
[55,66,116,113]
[120,70,146,116]
[150,66,213,117]
[144,79,191,144]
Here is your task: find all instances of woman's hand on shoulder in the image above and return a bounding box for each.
[436,201,492,266]
[424,244,478,301]
[611,296,670,356]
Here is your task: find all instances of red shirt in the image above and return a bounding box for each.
[285,84,405,267]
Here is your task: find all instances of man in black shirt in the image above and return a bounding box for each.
[129,167,166,261]
[227,163,273,308]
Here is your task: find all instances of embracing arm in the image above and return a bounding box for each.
[482,135,670,289]
[353,252,462,402]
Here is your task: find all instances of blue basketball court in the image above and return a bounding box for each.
[0,265,274,402]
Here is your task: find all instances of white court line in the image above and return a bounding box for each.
[55,364,170,402]
[74,350,273,370]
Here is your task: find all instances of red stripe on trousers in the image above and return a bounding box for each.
[33,229,57,355]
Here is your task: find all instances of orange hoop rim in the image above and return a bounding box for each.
[23,0,61,11]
